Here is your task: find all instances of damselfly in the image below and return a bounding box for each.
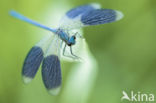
[9,3,124,95]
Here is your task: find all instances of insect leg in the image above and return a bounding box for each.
[63,44,67,56]
[70,46,81,59]
[62,44,79,59]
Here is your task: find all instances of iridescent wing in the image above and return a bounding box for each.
[59,3,124,30]
[41,35,62,95]
[22,34,53,84]
[22,34,62,95]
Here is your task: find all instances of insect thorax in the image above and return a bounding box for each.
[56,29,76,46]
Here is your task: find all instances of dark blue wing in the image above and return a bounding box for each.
[22,46,43,83]
[22,35,53,84]
[41,35,62,95]
[81,9,123,25]
[66,3,101,19]
[59,3,101,29]
[59,4,123,29]
[42,55,62,95]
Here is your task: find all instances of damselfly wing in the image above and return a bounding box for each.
[59,3,123,30]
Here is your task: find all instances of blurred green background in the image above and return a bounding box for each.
[0,0,156,103]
